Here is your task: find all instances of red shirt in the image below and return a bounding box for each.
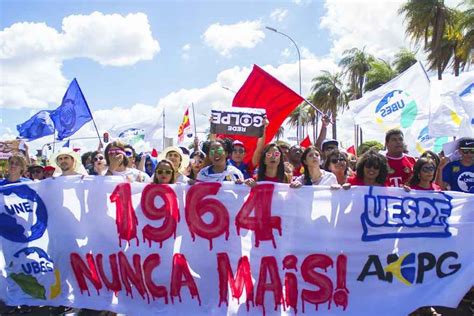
[410,183,441,191]
[385,154,416,187]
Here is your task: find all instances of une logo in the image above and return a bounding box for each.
[0,185,48,243]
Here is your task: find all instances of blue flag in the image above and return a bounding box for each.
[63,139,70,148]
[16,110,55,141]
[50,78,93,140]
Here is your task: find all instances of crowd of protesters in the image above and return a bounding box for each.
[2,126,473,195]
[0,117,473,315]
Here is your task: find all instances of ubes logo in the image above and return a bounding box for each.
[415,126,448,155]
[357,251,461,285]
[375,90,418,128]
[8,247,61,300]
[361,187,452,241]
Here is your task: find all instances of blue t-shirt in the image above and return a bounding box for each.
[442,160,474,193]
[0,177,31,186]
[228,159,250,179]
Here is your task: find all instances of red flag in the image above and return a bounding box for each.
[300,135,312,148]
[151,148,158,157]
[231,65,304,164]
[177,108,191,143]
[346,145,356,156]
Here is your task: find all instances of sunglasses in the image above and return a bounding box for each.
[156,169,173,175]
[421,165,436,172]
[233,148,245,154]
[266,151,281,158]
[460,148,474,154]
[94,156,104,162]
[209,148,225,156]
[364,163,380,170]
[330,157,346,164]
[124,151,134,157]
[108,149,126,156]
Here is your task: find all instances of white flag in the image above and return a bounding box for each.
[428,71,473,138]
[349,62,433,155]
[109,110,163,152]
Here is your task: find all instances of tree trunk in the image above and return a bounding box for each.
[454,58,460,77]
[437,61,443,80]
[332,112,337,140]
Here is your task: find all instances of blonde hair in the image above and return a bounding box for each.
[8,155,27,174]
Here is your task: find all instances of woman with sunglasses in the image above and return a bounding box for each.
[323,150,349,185]
[104,141,151,183]
[90,151,108,176]
[407,157,441,191]
[252,143,290,184]
[348,149,388,186]
[153,159,176,184]
[158,146,190,184]
[196,140,244,182]
[188,151,206,180]
[290,146,337,188]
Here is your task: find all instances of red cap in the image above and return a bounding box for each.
[232,140,245,148]
[44,166,56,172]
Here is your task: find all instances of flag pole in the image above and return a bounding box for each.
[75,78,103,148]
[52,128,56,152]
[162,107,166,151]
[191,103,197,137]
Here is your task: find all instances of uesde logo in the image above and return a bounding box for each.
[357,251,461,285]
[361,187,452,241]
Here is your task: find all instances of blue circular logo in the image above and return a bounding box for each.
[0,185,48,243]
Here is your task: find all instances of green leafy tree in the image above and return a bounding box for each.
[339,47,374,99]
[399,0,453,79]
[364,59,397,92]
[308,71,347,139]
[393,48,418,73]
[357,140,384,156]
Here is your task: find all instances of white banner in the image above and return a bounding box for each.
[0,178,473,315]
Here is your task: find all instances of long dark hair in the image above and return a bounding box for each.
[420,150,440,169]
[189,151,206,180]
[257,143,287,182]
[408,157,435,187]
[323,150,348,175]
[355,149,388,185]
[301,146,322,185]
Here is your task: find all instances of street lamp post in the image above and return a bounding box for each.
[265,26,302,142]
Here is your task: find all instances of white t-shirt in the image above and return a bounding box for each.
[176,173,190,184]
[295,170,338,186]
[196,165,244,182]
[112,168,151,183]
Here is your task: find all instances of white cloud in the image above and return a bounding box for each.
[270,8,288,22]
[0,12,160,109]
[181,43,191,60]
[292,0,312,6]
[320,0,411,60]
[281,48,291,58]
[202,21,265,57]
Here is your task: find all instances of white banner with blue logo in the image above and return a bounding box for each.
[349,62,452,155]
[0,178,473,315]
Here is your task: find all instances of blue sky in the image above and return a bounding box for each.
[2,0,461,154]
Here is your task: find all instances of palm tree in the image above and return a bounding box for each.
[339,47,374,99]
[393,48,418,73]
[288,103,311,140]
[364,59,397,92]
[443,8,472,75]
[459,0,474,65]
[309,71,347,139]
[399,0,452,79]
